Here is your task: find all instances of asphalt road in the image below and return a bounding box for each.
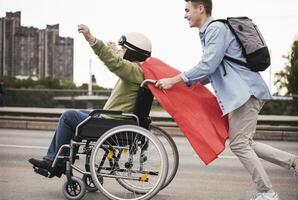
[0,128,297,200]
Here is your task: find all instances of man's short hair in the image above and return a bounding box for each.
[185,0,213,16]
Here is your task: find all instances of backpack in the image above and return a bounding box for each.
[208,17,270,72]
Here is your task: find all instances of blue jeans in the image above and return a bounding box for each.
[44,110,90,161]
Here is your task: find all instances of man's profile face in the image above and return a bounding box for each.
[184,2,202,28]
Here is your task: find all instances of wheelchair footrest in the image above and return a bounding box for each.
[33,166,50,177]
[33,166,64,178]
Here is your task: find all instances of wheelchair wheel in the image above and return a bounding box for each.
[82,174,99,192]
[62,176,86,200]
[90,125,168,200]
[149,125,179,189]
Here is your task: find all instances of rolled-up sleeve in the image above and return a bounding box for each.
[182,24,228,85]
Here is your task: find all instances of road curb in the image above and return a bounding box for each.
[1,119,298,141]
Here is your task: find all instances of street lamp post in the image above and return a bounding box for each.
[88,58,92,96]
[87,59,93,108]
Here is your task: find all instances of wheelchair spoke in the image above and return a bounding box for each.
[126,131,129,149]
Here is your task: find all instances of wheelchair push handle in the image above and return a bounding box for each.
[141,79,157,87]
[89,109,123,117]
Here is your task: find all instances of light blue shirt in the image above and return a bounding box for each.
[181,17,272,115]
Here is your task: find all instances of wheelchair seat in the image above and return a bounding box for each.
[78,117,137,141]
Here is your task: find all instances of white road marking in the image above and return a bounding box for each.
[192,153,237,159]
[0,144,47,150]
[219,155,237,159]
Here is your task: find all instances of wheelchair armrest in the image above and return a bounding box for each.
[88,110,140,126]
[89,109,123,117]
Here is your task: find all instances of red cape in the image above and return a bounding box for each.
[141,57,229,165]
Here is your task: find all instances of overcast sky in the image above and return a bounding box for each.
[1,0,298,93]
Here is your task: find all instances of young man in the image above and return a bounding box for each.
[29,24,152,178]
[155,1,298,199]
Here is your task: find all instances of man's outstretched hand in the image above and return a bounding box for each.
[106,42,119,53]
[78,24,96,44]
[155,78,176,90]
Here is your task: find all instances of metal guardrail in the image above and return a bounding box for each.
[0,107,298,141]
[1,107,298,124]
[6,88,112,93]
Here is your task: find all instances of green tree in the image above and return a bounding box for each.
[59,79,77,89]
[37,77,61,89]
[272,40,298,115]
[275,40,298,95]
[78,83,106,90]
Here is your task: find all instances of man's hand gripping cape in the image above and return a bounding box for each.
[141,58,229,165]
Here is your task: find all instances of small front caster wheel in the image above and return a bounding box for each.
[82,174,99,192]
[62,176,86,200]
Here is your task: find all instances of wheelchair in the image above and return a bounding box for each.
[49,80,179,200]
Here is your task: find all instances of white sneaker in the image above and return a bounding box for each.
[294,165,298,178]
[250,191,279,200]
[293,157,298,178]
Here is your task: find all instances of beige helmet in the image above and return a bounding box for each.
[118,32,152,57]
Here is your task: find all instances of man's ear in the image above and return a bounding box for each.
[198,4,205,15]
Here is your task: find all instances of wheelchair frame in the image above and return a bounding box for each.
[49,79,178,200]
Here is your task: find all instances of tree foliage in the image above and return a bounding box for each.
[275,41,298,95]
[1,76,109,108]
[268,40,298,115]
[1,76,107,90]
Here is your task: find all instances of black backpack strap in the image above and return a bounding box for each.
[206,19,227,29]
[206,19,248,75]
[224,55,247,67]
[206,19,228,76]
